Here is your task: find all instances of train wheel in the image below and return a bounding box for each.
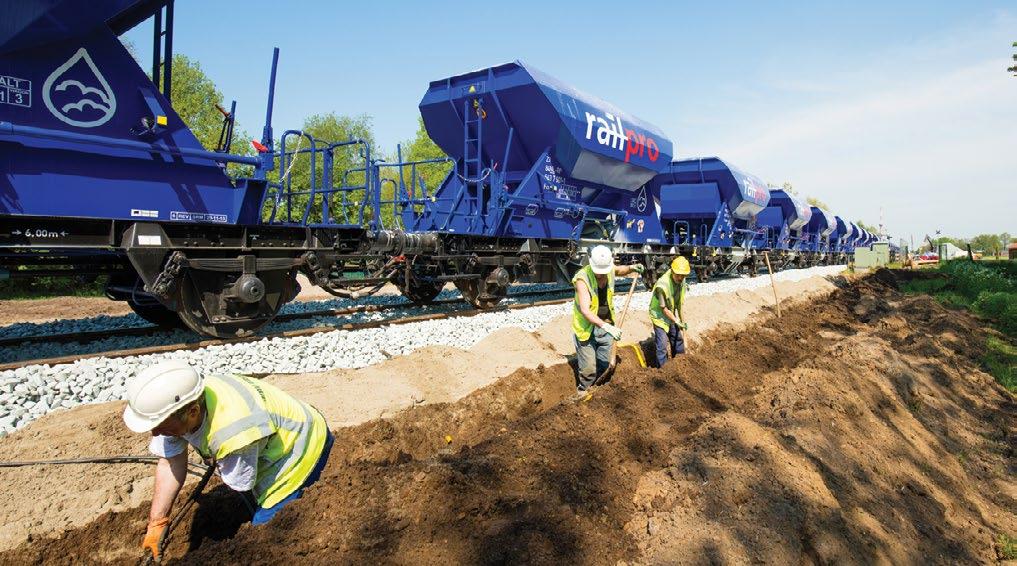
[400,277,443,305]
[128,300,184,329]
[455,267,509,309]
[176,268,297,338]
[106,273,184,329]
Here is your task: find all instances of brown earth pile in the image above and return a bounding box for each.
[0,274,839,557]
[2,270,1014,564]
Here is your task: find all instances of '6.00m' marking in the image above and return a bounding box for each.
[11,228,68,238]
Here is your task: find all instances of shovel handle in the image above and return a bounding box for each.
[594,275,640,385]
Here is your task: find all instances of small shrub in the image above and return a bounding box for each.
[900,278,950,295]
[999,533,1017,560]
[940,260,1016,300]
[899,260,1017,390]
[0,275,107,300]
[934,292,971,309]
[973,291,1017,337]
[984,337,1017,392]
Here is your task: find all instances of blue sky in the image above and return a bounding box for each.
[126,1,1016,241]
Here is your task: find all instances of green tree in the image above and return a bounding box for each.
[169,54,233,151]
[970,233,1004,255]
[265,113,377,224]
[1009,41,1017,76]
[367,117,452,225]
[856,220,879,233]
[771,181,797,194]
[932,236,965,247]
[119,41,252,158]
[399,117,451,196]
[167,55,253,176]
[806,196,830,210]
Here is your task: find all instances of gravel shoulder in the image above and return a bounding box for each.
[0,271,841,552]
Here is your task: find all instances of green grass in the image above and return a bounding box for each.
[999,533,1017,560]
[900,260,1017,392]
[984,337,1017,392]
[0,275,108,300]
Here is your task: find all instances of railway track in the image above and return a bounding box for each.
[0,286,574,348]
[0,283,640,371]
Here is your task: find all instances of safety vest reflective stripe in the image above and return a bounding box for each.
[255,403,315,495]
[571,265,615,341]
[208,376,272,455]
[649,271,687,331]
[202,375,326,508]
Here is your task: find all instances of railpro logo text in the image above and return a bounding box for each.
[584,111,660,164]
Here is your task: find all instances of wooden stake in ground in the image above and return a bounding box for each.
[763,252,781,318]
[594,276,639,385]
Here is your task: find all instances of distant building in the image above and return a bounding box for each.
[1008,242,1017,261]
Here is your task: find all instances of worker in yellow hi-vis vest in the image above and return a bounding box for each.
[648,256,690,367]
[571,245,645,392]
[122,360,332,560]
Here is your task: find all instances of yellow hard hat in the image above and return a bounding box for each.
[670,256,691,275]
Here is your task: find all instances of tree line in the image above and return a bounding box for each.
[160,53,449,227]
[931,233,1015,257]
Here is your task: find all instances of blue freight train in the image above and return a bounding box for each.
[0,0,880,337]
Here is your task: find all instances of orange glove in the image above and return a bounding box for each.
[142,517,170,559]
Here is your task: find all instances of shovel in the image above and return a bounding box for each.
[593,275,640,385]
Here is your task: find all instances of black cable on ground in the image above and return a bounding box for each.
[0,455,209,477]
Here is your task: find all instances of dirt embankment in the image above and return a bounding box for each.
[1,270,1013,564]
[273,276,838,427]
[0,274,839,556]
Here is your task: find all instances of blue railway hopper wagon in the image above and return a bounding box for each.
[0,0,424,337]
[831,216,850,262]
[752,203,788,257]
[856,228,871,249]
[765,189,812,267]
[393,61,676,306]
[843,222,860,255]
[802,206,836,263]
[643,157,771,279]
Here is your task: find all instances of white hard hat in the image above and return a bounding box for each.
[123,360,205,433]
[589,245,614,275]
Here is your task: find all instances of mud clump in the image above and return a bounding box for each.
[2,272,1014,564]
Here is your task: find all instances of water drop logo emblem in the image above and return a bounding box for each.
[42,48,117,128]
[631,186,648,213]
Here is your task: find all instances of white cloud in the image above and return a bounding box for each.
[711,27,1017,239]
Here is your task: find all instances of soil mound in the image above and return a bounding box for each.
[3,272,1014,564]
[268,326,562,426]
[0,403,151,550]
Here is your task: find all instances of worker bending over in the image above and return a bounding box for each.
[122,360,332,559]
[572,245,644,392]
[649,256,690,367]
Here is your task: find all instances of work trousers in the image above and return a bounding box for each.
[574,326,614,390]
[653,323,685,367]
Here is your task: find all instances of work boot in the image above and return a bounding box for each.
[573,386,592,402]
